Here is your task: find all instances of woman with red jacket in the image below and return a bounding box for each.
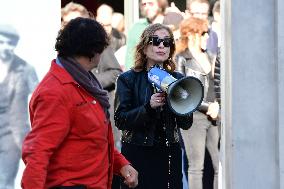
[21,17,138,189]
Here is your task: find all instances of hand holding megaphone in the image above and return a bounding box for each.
[148,65,204,115]
[149,92,166,109]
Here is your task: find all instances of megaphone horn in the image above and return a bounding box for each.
[148,65,204,115]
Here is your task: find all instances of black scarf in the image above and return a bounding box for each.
[58,56,110,118]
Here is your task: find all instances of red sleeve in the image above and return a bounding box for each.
[21,90,71,189]
[112,148,130,175]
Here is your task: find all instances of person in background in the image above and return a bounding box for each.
[0,24,38,189]
[61,2,90,26]
[61,0,123,153]
[162,11,184,42]
[207,0,221,122]
[111,12,125,34]
[124,0,168,70]
[21,17,138,189]
[96,4,126,52]
[91,46,123,151]
[187,0,218,56]
[175,17,219,189]
[112,12,126,71]
[94,4,124,157]
[115,23,193,189]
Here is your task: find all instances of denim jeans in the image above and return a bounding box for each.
[181,111,220,189]
[0,132,21,189]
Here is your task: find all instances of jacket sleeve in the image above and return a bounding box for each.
[113,148,130,175]
[176,113,193,130]
[114,73,157,131]
[175,55,186,75]
[21,89,71,189]
[9,68,36,150]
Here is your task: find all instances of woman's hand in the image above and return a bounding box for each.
[206,101,220,120]
[150,92,166,109]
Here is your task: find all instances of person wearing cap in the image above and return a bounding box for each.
[0,24,38,189]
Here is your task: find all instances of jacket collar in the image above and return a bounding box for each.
[179,48,193,60]
[50,59,77,84]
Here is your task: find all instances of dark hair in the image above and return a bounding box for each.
[134,23,176,72]
[55,17,109,58]
[212,0,220,15]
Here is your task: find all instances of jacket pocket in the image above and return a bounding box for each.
[71,101,100,135]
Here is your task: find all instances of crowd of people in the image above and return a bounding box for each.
[0,0,222,188]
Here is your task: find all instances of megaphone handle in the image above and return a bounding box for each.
[152,83,162,93]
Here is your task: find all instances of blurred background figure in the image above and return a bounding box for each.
[124,0,169,70]
[61,2,90,26]
[0,24,38,189]
[162,11,184,42]
[187,0,218,56]
[96,4,126,52]
[207,0,221,126]
[111,12,125,34]
[94,4,124,154]
[211,0,220,48]
[175,17,219,189]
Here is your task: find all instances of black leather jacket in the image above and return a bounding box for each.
[114,69,193,146]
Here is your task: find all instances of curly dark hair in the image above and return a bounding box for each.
[55,17,109,58]
[134,23,176,73]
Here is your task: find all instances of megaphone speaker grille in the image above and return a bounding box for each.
[167,76,204,115]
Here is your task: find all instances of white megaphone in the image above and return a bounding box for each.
[148,65,204,115]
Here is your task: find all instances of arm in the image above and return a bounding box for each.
[9,73,33,150]
[113,148,130,175]
[21,90,71,189]
[113,148,138,188]
[26,64,39,92]
[114,74,157,131]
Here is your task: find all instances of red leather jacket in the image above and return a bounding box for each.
[21,60,129,189]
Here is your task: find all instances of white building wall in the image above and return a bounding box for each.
[222,0,284,188]
[277,0,284,188]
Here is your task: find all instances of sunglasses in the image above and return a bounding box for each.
[148,36,173,47]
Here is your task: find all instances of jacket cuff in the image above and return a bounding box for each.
[144,101,156,116]
[113,149,130,175]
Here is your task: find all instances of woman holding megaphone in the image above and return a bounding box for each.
[114,23,193,189]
